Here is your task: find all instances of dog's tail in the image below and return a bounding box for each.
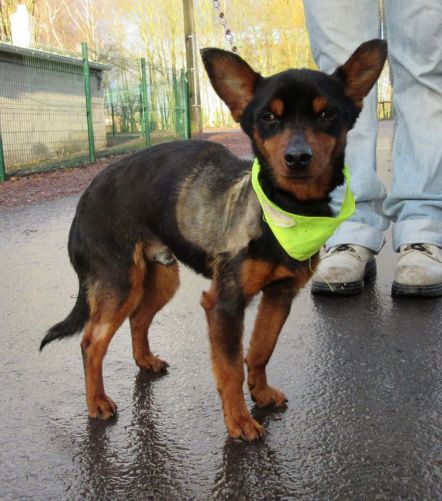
[40,283,89,351]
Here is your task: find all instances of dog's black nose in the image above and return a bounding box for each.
[284,145,313,170]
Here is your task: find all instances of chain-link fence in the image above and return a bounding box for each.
[0,42,190,181]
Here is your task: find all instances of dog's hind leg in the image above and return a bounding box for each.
[245,282,296,408]
[81,314,121,420]
[129,263,180,372]
[81,286,143,419]
[80,243,147,419]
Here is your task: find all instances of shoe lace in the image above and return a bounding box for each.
[403,243,432,255]
[331,244,355,254]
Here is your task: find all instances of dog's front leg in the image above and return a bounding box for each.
[201,283,264,440]
[245,281,296,408]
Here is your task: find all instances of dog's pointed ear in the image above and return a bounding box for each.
[333,39,388,107]
[201,48,261,122]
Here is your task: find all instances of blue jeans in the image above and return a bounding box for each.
[303,0,442,252]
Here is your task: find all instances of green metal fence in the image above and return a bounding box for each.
[0,42,190,181]
[101,65,191,159]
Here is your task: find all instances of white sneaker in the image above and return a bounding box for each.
[311,244,376,295]
[392,243,442,297]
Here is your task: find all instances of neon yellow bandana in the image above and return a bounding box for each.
[251,159,355,261]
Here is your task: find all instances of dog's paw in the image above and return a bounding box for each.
[251,385,287,408]
[135,354,169,373]
[88,394,118,420]
[225,413,265,441]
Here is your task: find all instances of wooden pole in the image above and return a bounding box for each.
[183,0,203,134]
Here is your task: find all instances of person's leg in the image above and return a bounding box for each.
[383,0,442,296]
[383,0,442,246]
[304,0,388,251]
[304,0,388,294]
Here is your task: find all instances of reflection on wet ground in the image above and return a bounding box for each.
[1,171,441,499]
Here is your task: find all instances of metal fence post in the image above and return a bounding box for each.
[139,83,144,136]
[0,131,6,182]
[140,58,151,148]
[82,43,96,163]
[181,69,191,139]
[109,89,116,137]
[173,70,185,138]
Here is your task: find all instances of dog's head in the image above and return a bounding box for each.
[201,40,387,202]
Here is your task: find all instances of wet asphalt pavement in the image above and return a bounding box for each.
[1,122,441,500]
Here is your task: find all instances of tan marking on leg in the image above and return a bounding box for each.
[201,283,264,440]
[245,288,294,408]
[81,305,124,420]
[129,264,179,371]
[240,258,318,408]
[81,243,149,419]
[240,259,275,298]
[241,258,318,299]
[240,259,305,298]
[211,342,263,440]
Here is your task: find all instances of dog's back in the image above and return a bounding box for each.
[69,139,256,281]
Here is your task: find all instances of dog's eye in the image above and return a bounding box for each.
[260,111,277,123]
[319,108,337,120]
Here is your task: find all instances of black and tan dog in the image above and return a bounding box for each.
[41,40,387,440]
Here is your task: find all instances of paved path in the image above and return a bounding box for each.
[1,121,441,500]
